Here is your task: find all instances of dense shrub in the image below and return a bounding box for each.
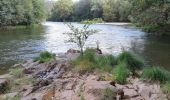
[117,51,144,74]
[113,63,129,84]
[34,51,56,63]
[141,67,170,83]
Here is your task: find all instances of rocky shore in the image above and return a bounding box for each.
[0,50,169,100]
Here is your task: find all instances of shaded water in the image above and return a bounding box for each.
[0,22,170,74]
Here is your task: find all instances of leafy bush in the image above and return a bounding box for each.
[10,68,24,78]
[34,51,56,63]
[141,67,170,83]
[162,82,170,94]
[113,63,129,84]
[82,18,104,24]
[117,51,144,73]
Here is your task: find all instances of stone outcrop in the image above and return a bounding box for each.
[0,50,169,100]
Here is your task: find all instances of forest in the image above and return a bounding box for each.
[48,0,170,33]
[0,0,45,26]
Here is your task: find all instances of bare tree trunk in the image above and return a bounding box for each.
[80,47,84,56]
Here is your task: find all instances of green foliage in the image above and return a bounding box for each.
[95,55,116,69]
[65,23,98,55]
[162,82,170,94]
[81,18,104,24]
[34,51,56,63]
[141,67,170,83]
[49,0,131,22]
[49,0,73,21]
[113,63,129,84]
[72,49,116,74]
[2,94,21,100]
[117,51,144,73]
[0,0,45,26]
[10,68,23,78]
[73,59,95,74]
[130,0,170,34]
[101,88,117,100]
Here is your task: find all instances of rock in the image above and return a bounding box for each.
[132,79,166,100]
[150,93,168,100]
[13,63,23,68]
[0,92,18,99]
[21,92,44,100]
[21,85,34,96]
[84,80,117,100]
[23,68,35,74]
[66,49,80,54]
[123,89,139,98]
[55,90,79,100]
[42,88,55,100]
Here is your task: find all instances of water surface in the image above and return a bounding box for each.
[0,22,170,74]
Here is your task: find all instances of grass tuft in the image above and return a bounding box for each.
[141,67,170,83]
[162,81,170,94]
[117,51,144,73]
[34,51,56,63]
[9,68,23,78]
[113,63,129,84]
[101,88,117,100]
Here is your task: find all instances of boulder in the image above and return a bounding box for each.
[83,80,118,100]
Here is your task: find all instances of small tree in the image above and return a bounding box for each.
[65,23,98,55]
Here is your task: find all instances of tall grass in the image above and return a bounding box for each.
[9,68,24,78]
[117,51,144,73]
[73,49,117,74]
[141,67,170,83]
[113,63,129,84]
[34,51,56,63]
[101,88,117,100]
[162,82,170,94]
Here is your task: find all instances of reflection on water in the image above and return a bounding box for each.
[0,22,170,74]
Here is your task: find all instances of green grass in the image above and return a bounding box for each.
[72,49,117,74]
[113,63,129,84]
[117,51,144,74]
[73,59,96,74]
[101,88,117,100]
[141,67,170,83]
[162,81,170,94]
[1,94,21,100]
[34,51,56,63]
[9,68,24,78]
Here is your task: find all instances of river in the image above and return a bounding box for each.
[0,22,170,74]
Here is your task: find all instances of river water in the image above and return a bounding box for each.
[0,22,170,74]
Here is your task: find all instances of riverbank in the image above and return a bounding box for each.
[0,49,169,100]
[0,24,43,31]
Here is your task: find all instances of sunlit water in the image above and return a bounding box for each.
[0,22,170,74]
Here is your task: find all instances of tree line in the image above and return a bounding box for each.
[48,0,170,33]
[0,0,45,26]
